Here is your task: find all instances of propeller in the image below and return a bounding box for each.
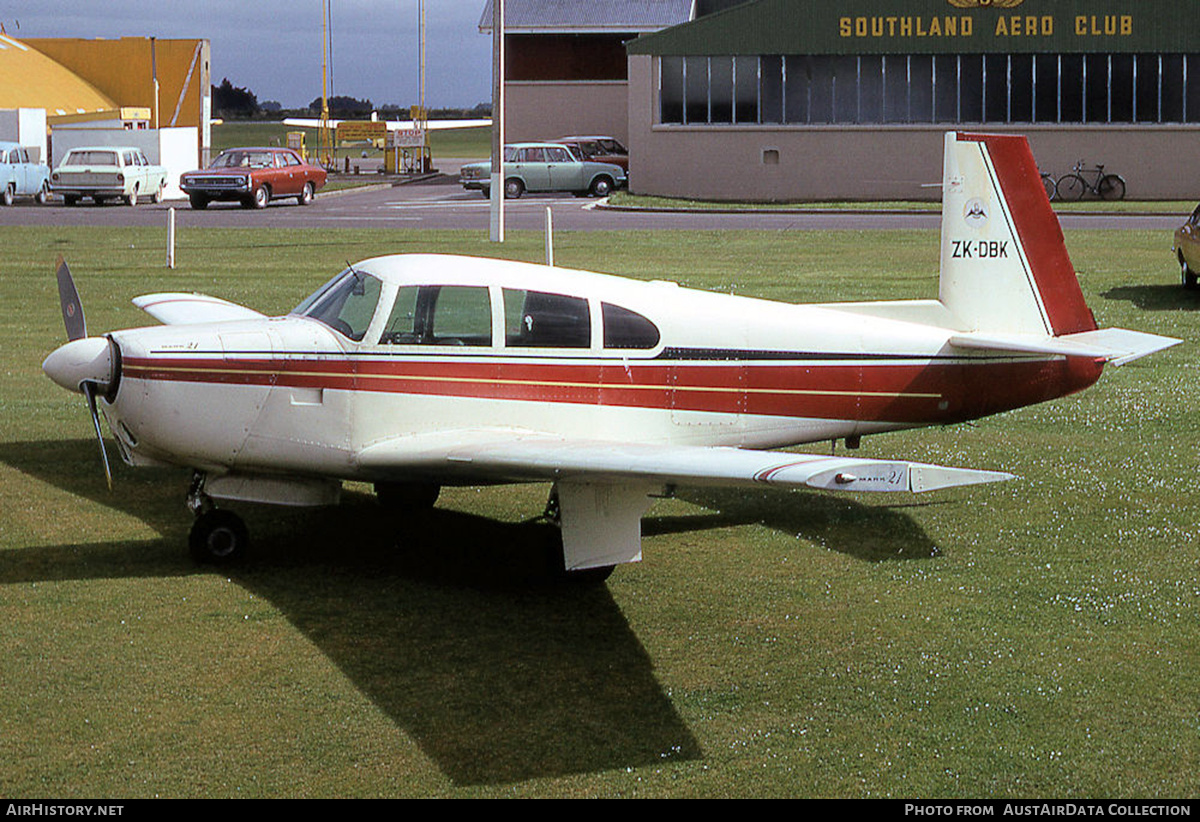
[44,257,114,489]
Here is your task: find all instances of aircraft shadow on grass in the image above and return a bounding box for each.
[0,437,938,784]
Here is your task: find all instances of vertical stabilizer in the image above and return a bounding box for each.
[939,132,1096,337]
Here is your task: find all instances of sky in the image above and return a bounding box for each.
[1,1,493,110]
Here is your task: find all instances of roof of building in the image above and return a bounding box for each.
[0,34,118,114]
[479,0,694,33]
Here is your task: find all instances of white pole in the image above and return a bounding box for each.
[166,207,175,269]
[545,206,553,266]
[489,0,505,242]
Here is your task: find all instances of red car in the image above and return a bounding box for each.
[180,147,327,209]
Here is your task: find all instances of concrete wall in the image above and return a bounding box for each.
[627,54,1200,202]
[50,126,198,200]
[0,108,47,162]
[505,81,629,143]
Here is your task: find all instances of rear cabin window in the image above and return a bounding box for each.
[602,303,660,349]
[503,289,590,348]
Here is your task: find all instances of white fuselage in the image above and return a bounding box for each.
[98,255,1101,487]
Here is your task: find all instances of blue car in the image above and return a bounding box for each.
[0,141,50,205]
[460,142,626,199]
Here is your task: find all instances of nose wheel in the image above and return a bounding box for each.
[187,472,249,564]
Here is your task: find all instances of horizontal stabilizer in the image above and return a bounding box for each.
[951,328,1180,366]
[133,293,266,325]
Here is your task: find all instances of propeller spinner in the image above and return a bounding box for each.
[43,258,117,489]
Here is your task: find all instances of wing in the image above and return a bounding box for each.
[133,293,266,325]
[356,431,1012,492]
[355,433,1013,572]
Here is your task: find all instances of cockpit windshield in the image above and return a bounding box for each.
[291,267,382,341]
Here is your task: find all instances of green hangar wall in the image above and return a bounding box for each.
[625,0,1200,200]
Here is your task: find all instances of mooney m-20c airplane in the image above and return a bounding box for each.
[43,132,1179,579]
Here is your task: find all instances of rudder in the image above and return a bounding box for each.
[939,132,1097,337]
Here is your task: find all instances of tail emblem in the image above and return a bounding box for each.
[963,199,989,228]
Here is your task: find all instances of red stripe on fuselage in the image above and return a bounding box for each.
[120,354,1104,425]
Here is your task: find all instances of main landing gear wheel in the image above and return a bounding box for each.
[540,490,614,585]
[374,481,440,510]
[189,509,249,564]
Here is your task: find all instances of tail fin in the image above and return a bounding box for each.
[938,131,1097,337]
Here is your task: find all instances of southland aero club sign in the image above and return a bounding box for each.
[831,0,1186,54]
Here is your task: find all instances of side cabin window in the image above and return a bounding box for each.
[300,269,382,342]
[503,288,590,348]
[379,285,492,346]
[602,303,660,349]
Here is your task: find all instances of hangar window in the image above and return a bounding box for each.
[602,303,660,350]
[503,289,590,348]
[660,52,1200,125]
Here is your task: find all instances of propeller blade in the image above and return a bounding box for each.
[82,381,112,491]
[55,256,87,342]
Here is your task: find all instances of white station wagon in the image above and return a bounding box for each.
[51,146,168,206]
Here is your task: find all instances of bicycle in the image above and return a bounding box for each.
[1040,170,1057,201]
[1056,161,1126,201]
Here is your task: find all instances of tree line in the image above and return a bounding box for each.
[212,78,489,120]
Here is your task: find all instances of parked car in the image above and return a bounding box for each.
[1174,204,1200,289]
[51,146,167,206]
[459,142,626,199]
[554,135,629,171]
[0,141,50,205]
[179,147,327,209]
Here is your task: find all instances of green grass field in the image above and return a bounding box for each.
[1,224,1197,798]
[211,120,490,160]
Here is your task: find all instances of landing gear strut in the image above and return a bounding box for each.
[186,472,249,564]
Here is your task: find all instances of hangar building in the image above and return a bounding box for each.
[0,35,211,167]
[624,0,1200,200]
[480,0,698,143]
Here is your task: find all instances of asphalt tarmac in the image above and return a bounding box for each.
[0,165,1185,233]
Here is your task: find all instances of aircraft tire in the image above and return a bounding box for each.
[544,529,615,585]
[374,481,440,510]
[189,509,249,564]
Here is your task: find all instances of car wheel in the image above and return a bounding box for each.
[251,185,270,209]
[124,187,138,207]
[34,181,49,205]
[504,178,523,199]
[1182,255,1198,289]
[297,181,315,205]
[188,193,209,210]
[589,176,614,198]
[152,181,164,204]
[1,184,13,206]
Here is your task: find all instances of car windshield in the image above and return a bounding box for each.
[65,150,117,166]
[291,267,382,342]
[211,150,276,169]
